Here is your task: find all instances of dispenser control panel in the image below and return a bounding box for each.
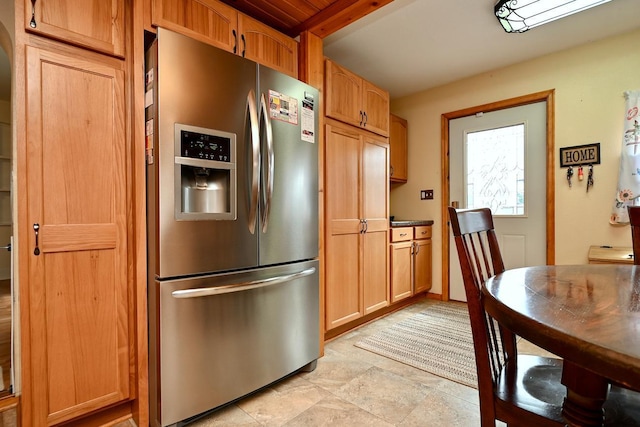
[180,130,232,162]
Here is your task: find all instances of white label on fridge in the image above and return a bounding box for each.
[145,89,154,108]
[301,97,315,144]
[269,90,298,125]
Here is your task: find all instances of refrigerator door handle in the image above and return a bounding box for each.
[171,267,316,298]
[247,89,260,234]
[260,92,274,233]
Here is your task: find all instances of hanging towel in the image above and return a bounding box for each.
[610,90,640,225]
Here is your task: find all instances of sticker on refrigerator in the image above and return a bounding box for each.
[301,92,315,144]
[269,90,298,125]
[145,119,154,164]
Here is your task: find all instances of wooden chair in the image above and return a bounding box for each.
[628,206,640,265]
[448,206,640,427]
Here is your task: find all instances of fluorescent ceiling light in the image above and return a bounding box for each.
[495,0,612,33]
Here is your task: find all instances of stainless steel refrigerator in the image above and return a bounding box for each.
[145,28,319,427]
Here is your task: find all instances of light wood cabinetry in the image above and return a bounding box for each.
[413,226,433,293]
[238,14,298,78]
[17,0,146,424]
[325,120,389,330]
[389,113,408,183]
[390,225,432,302]
[325,59,389,137]
[24,0,125,57]
[152,0,299,77]
[23,42,130,427]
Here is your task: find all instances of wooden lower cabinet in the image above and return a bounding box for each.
[414,237,432,293]
[324,120,389,331]
[390,239,413,302]
[20,42,133,426]
[390,225,432,302]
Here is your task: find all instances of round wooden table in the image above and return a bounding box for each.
[483,264,640,426]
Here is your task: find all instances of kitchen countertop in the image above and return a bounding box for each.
[390,219,434,227]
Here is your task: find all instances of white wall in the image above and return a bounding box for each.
[390,29,640,296]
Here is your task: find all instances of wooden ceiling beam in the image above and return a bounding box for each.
[291,0,394,39]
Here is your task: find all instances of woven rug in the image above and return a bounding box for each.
[355,301,478,388]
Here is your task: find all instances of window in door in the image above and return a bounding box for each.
[465,123,525,216]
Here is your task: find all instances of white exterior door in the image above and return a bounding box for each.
[449,102,547,302]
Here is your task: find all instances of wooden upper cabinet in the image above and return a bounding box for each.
[24,44,130,425]
[238,14,298,78]
[151,0,299,77]
[25,0,125,57]
[362,80,389,136]
[325,59,390,137]
[389,114,408,182]
[152,0,238,53]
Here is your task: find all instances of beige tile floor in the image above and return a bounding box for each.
[182,299,550,427]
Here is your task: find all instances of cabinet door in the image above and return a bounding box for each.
[390,241,413,303]
[152,0,238,53]
[238,14,298,78]
[25,45,130,425]
[362,137,389,312]
[325,60,363,129]
[325,123,363,329]
[362,80,389,137]
[389,114,408,182]
[26,0,125,57]
[414,238,432,294]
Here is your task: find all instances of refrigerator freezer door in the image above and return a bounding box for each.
[258,66,319,266]
[153,29,260,278]
[150,260,320,426]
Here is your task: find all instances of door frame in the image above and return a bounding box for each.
[440,90,556,301]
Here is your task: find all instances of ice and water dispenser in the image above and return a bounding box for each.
[174,124,237,220]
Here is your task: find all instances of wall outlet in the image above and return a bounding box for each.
[421,189,434,200]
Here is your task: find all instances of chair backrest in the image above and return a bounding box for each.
[628,206,640,265]
[448,207,517,421]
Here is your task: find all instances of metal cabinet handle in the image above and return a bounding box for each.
[363,219,368,233]
[390,165,394,176]
[172,267,316,298]
[359,111,364,126]
[414,241,420,254]
[241,34,246,57]
[33,223,40,255]
[232,30,237,54]
[30,0,37,28]
[399,233,407,237]
[0,243,10,252]
[363,111,368,127]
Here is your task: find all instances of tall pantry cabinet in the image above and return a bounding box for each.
[324,59,390,333]
[15,0,147,425]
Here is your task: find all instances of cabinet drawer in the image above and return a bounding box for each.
[391,227,412,242]
[414,226,432,240]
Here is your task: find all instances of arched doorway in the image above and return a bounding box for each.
[0,15,14,399]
